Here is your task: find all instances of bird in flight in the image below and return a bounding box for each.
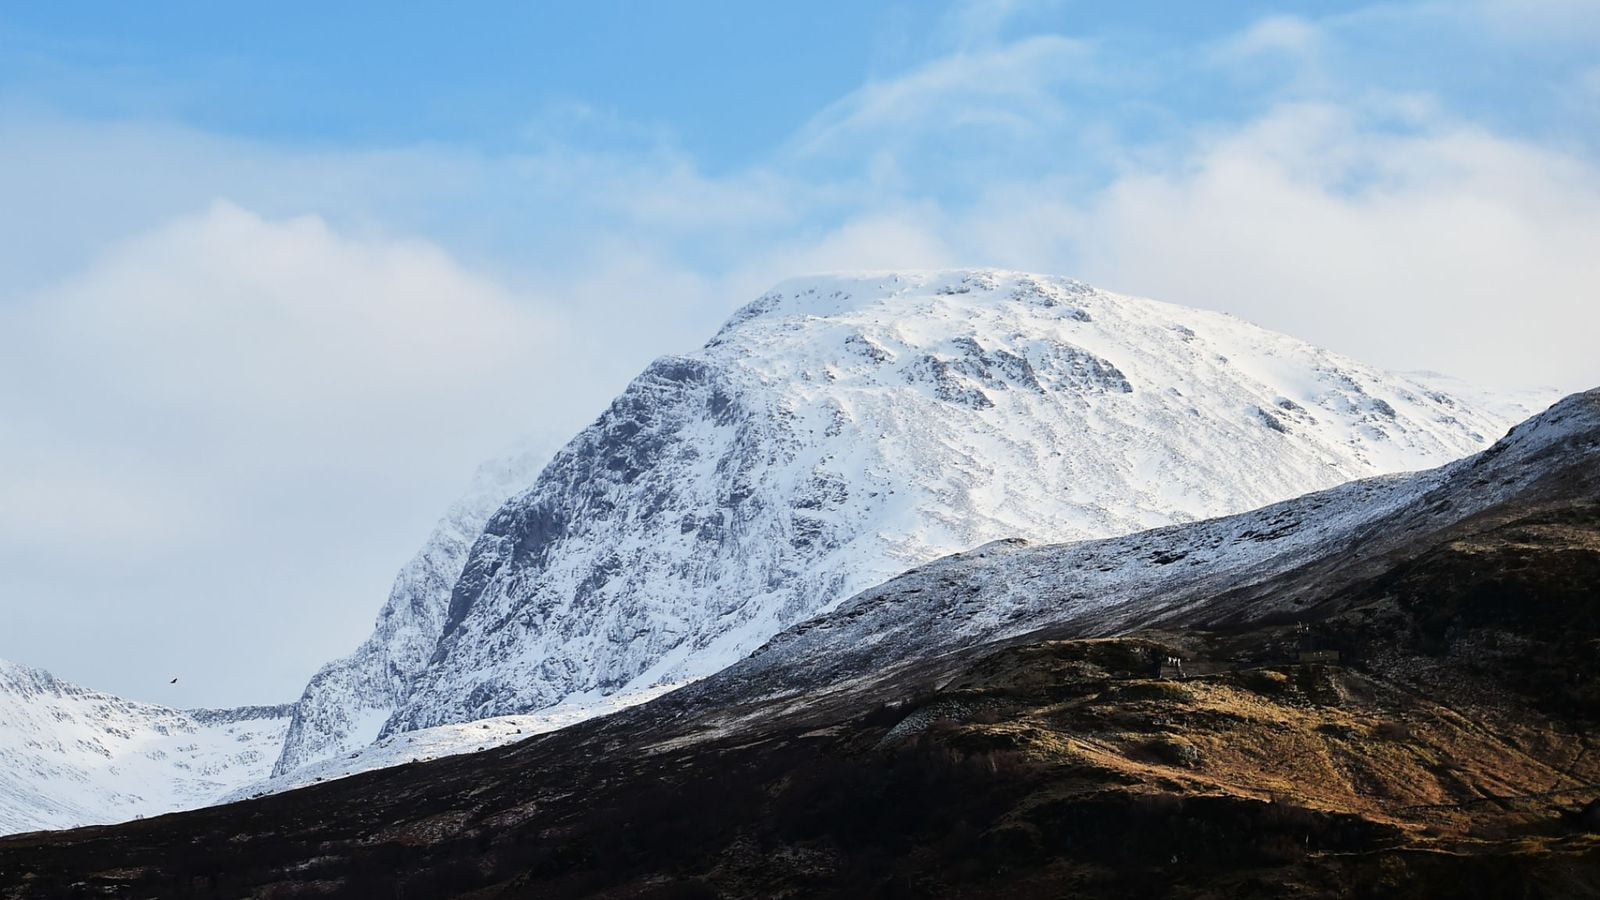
[170,677,178,684]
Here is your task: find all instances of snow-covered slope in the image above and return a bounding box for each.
[0,660,290,836]
[705,387,1600,702]
[272,442,553,775]
[233,682,683,802]
[373,269,1542,737]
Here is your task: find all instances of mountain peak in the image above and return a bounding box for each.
[1496,386,1600,454]
[711,269,1097,341]
[365,273,1546,740]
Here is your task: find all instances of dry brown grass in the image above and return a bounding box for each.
[898,640,1600,846]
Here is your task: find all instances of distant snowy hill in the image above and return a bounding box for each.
[339,269,1543,744]
[234,682,682,801]
[0,659,290,836]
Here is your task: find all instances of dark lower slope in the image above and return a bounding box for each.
[0,593,1596,900]
[3,393,1599,899]
[3,509,1598,899]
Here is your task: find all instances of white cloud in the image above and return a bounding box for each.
[729,210,960,293]
[0,203,580,702]
[1061,104,1600,391]
[27,204,544,432]
[1203,14,1339,101]
[789,34,1092,158]
[789,96,1600,392]
[936,0,1067,48]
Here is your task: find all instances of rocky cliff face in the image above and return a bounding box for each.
[272,443,553,774]
[371,270,1537,737]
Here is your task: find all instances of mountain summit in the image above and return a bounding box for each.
[278,270,1541,773]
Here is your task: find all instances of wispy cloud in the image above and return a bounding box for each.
[788,34,1094,159]
[935,0,1068,48]
[1470,0,1600,42]
[1209,14,1322,63]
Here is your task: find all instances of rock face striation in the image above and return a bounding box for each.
[342,269,1535,742]
[272,443,554,775]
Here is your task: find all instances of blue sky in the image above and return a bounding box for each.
[3,2,1592,166]
[2,2,1589,150]
[1,0,1596,706]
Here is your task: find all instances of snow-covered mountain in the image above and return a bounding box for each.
[0,659,291,836]
[0,269,1557,833]
[350,269,1542,740]
[272,442,554,775]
